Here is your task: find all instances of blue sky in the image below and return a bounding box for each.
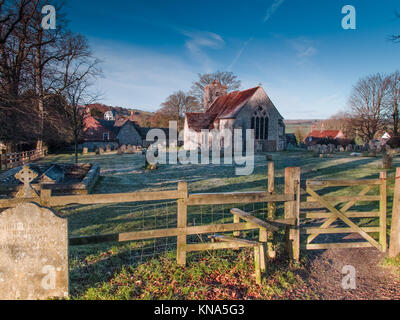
[64,0,400,119]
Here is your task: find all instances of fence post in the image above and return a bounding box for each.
[40,188,52,207]
[284,167,301,262]
[389,168,400,258]
[177,181,188,266]
[267,160,276,258]
[380,172,387,252]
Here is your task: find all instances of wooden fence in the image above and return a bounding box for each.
[0,147,48,171]
[0,167,301,269]
[301,173,387,252]
[1,162,396,279]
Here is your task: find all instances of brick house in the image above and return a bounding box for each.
[81,108,143,151]
[184,81,286,152]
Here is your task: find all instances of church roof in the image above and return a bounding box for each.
[207,87,260,119]
[186,86,261,132]
[186,113,219,132]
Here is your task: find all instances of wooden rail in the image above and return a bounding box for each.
[54,167,301,266]
[302,175,387,252]
[0,163,302,271]
[0,147,48,171]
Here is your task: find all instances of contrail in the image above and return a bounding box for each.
[229,0,285,70]
[264,0,285,22]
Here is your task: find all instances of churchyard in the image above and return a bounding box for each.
[0,150,394,300]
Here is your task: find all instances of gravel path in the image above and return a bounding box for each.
[300,247,400,300]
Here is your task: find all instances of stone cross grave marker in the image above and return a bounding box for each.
[0,203,68,300]
[14,165,39,198]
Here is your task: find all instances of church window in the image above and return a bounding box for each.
[251,106,269,140]
[264,118,269,140]
[255,117,260,140]
[260,117,265,140]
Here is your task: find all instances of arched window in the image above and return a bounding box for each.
[251,106,269,140]
[255,117,260,140]
[264,117,269,140]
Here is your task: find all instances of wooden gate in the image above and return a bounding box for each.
[301,173,387,252]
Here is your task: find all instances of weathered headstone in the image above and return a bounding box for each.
[0,203,68,300]
[14,165,39,198]
[99,147,104,155]
[126,145,134,154]
[82,147,88,155]
[120,145,127,153]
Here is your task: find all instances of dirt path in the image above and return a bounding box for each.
[299,247,400,300]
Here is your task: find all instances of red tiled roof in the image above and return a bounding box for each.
[186,87,261,131]
[186,113,218,132]
[306,130,342,139]
[206,87,260,119]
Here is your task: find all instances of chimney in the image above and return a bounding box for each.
[203,80,227,112]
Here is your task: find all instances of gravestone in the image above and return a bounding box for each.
[126,145,134,154]
[82,147,88,155]
[0,203,68,300]
[14,165,39,198]
[98,147,104,155]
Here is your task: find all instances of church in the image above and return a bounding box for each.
[184,80,286,152]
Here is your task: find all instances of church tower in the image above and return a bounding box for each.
[203,80,228,112]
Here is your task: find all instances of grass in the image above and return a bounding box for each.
[77,250,315,300]
[382,256,400,275]
[35,150,399,300]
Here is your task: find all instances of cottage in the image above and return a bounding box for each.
[184,81,286,152]
[304,130,346,145]
[81,109,143,151]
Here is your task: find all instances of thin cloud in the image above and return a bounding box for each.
[287,37,318,65]
[229,0,285,70]
[180,30,225,71]
[264,0,285,22]
[228,36,254,70]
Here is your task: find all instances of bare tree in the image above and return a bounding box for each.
[190,71,241,109]
[384,71,400,136]
[0,0,37,45]
[0,0,39,145]
[28,0,71,150]
[315,111,357,140]
[159,91,200,131]
[56,34,102,163]
[348,74,391,142]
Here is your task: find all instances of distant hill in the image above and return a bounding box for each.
[86,104,155,127]
[284,119,322,134]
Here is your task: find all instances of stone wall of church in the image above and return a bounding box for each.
[233,89,285,151]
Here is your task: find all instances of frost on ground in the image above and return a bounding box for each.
[37,151,400,300]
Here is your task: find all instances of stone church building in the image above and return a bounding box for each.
[184,80,286,152]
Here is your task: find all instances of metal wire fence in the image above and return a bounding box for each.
[63,199,285,266]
